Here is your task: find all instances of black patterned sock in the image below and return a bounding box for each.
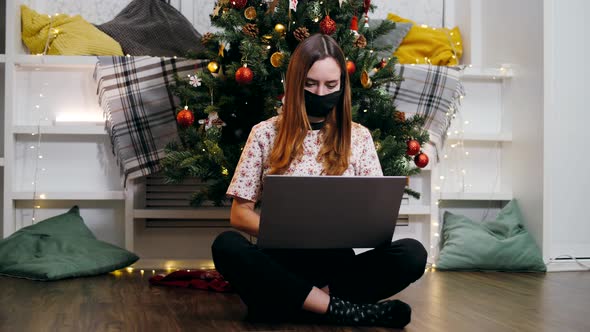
[326,295,411,328]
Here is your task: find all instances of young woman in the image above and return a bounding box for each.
[212,34,427,328]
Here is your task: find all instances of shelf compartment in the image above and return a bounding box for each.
[13,125,106,135]
[437,192,513,201]
[14,55,100,68]
[134,208,230,220]
[446,132,512,143]
[461,66,514,80]
[11,191,125,200]
[399,205,431,215]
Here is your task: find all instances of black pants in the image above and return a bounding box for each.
[211,231,427,319]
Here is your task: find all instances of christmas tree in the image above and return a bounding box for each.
[161,0,429,206]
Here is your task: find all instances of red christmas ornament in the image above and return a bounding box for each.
[346,60,356,75]
[320,15,337,35]
[235,64,254,85]
[230,0,247,10]
[406,139,420,155]
[414,152,429,168]
[350,15,359,32]
[363,0,371,14]
[176,106,194,127]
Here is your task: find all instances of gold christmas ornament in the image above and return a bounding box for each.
[244,6,257,20]
[360,70,372,88]
[262,34,273,43]
[270,51,285,67]
[207,61,220,73]
[274,23,286,36]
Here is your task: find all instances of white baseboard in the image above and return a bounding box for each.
[546,259,590,272]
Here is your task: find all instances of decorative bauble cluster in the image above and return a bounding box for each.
[406,139,428,168]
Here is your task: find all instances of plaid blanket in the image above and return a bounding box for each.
[95,56,206,183]
[387,64,465,160]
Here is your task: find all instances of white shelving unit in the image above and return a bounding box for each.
[2,2,124,242]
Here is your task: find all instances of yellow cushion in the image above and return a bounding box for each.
[21,5,124,56]
[387,13,463,66]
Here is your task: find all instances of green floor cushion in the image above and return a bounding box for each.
[0,206,138,280]
[437,200,546,272]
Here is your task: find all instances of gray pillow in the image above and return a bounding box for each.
[96,0,206,57]
[370,20,413,60]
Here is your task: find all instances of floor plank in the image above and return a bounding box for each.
[1,270,589,332]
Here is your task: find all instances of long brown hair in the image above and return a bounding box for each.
[268,34,352,175]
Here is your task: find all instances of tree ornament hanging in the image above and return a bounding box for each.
[176,106,194,127]
[394,111,406,122]
[274,23,287,36]
[244,6,257,20]
[242,23,259,37]
[414,152,429,168]
[346,60,356,75]
[360,70,372,88]
[363,0,371,27]
[270,52,285,67]
[207,61,220,73]
[235,64,254,85]
[307,1,322,21]
[230,0,247,10]
[406,139,421,156]
[350,15,359,35]
[354,34,367,48]
[320,15,337,35]
[293,26,310,41]
[201,32,214,45]
[261,34,273,43]
[198,111,226,130]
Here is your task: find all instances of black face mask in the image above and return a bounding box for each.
[304,89,342,117]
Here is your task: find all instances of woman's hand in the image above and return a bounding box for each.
[230,197,260,237]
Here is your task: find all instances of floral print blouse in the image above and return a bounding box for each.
[226,116,383,202]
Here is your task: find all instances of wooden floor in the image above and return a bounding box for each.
[1,270,589,332]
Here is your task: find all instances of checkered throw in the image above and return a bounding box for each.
[388,64,465,160]
[95,56,206,183]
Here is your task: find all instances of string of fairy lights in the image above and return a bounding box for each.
[29,14,61,223]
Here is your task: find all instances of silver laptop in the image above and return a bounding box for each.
[257,175,406,249]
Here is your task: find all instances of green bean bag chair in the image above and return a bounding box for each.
[0,206,138,280]
[437,200,546,272]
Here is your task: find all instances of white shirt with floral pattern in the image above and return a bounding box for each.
[226,116,383,202]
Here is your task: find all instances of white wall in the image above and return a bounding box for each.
[479,0,545,250]
[544,0,590,259]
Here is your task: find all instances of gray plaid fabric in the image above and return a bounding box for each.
[96,0,206,57]
[95,56,206,182]
[387,64,465,160]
